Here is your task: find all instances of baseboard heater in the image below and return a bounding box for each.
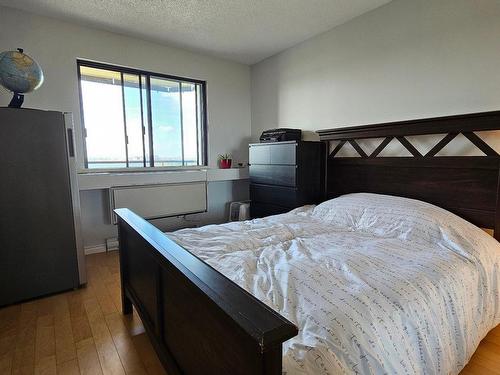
[110,182,207,224]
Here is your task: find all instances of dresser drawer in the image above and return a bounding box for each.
[270,143,296,165]
[249,165,296,187]
[250,184,299,208]
[249,144,271,164]
[250,202,291,219]
[249,143,296,165]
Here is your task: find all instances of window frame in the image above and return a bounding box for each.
[76,59,208,172]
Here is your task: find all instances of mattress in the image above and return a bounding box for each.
[167,193,500,375]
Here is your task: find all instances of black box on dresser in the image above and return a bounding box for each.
[249,140,325,219]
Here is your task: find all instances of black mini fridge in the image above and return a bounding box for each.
[0,108,86,306]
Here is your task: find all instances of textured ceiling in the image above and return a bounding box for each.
[0,0,392,64]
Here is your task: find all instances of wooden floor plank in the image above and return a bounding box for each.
[68,291,93,344]
[34,314,55,369]
[0,305,21,338]
[0,305,20,374]
[130,334,167,375]
[83,297,126,375]
[105,280,123,313]
[33,355,56,375]
[56,358,80,375]
[468,351,500,374]
[0,352,14,374]
[87,262,118,316]
[11,302,38,375]
[461,360,500,375]
[76,337,103,375]
[0,251,498,375]
[53,295,77,365]
[105,312,148,375]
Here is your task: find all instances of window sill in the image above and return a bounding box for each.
[78,165,206,174]
[78,168,249,190]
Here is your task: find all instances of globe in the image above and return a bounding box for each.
[0,49,44,97]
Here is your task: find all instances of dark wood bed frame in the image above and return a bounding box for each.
[115,110,500,375]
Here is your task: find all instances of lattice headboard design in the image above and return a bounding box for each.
[317,111,500,239]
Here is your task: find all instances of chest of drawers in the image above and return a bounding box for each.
[249,141,325,218]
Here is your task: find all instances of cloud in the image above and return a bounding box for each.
[158,125,174,132]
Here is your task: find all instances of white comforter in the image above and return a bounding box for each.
[167,193,500,375]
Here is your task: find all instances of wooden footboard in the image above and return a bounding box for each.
[115,208,298,375]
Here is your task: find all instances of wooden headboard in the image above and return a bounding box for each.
[317,111,500,240]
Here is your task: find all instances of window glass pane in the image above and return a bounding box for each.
[181,82,199,166]
[80,66,126,168]
[123,73,144,168]
[196,84,204,165]
[141,75,152,167]
[150,77,183,167]
[79,62,205,170]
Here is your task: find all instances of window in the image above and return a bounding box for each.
[77,60,207,169]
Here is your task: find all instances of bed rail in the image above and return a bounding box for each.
[115,208,298,375]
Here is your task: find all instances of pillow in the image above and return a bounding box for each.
[311,193,499,259]
[310,194,365,230]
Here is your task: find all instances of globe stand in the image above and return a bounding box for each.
[8,93,24,108]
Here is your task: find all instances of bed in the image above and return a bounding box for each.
[115,110,500,375]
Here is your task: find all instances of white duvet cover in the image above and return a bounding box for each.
[167,193,500,375]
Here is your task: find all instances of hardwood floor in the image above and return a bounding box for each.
[461,324,500,375]
[0,251,166,375]
[0,251,498,374]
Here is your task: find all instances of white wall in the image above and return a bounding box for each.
[251,0,500,151]
[0,6,252,165]
[0,6,251,248]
